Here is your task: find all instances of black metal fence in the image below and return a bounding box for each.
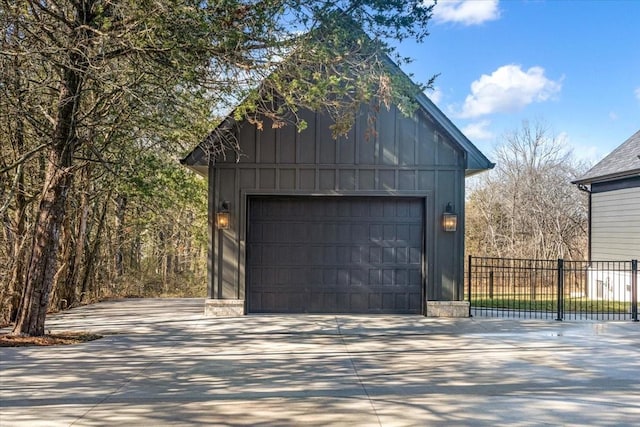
[467,256,639,321]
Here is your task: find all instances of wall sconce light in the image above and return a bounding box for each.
[442,202,457,232]
[216,201,230,230]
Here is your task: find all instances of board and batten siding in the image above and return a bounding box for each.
[208,103,467,307]
[591,186,640,260]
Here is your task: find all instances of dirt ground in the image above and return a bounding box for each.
[0,331,102,347]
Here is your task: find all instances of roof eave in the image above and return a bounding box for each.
[180,116,239,168]
[465,167,495,178]
[180,145,206,167]
[572,169,640,185]
[414,92,495,173]
[182,50,495,175]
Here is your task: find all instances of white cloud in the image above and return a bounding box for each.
[462,120,494,140]
[635,87,640,101]
[426,86,443,105]
[459,65,562,118]
[434,0,500,26]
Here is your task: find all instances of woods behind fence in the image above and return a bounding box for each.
[467,256,639,321]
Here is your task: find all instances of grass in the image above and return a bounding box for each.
[470,297,631,313]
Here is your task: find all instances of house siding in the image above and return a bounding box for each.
[209,104,467,305]
[591,186,640,260]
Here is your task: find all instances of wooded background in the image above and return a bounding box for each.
[0,1,589,331]
[1,0,436,334]
[0,132,209,325]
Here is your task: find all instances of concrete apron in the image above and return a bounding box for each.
[1,298,639,426]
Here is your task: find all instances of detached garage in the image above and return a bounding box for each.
[182,91,493,316]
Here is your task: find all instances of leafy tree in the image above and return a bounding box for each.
[1,0,436,335]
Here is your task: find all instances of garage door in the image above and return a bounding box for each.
[247,196,423,313]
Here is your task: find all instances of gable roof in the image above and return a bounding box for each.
[181,16,494,176]
[573,129,640,185]
[376,50,494,176]
[180,90,495,177]
[414,90,494,176]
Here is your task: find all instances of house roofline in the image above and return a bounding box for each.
[572,169,640,185]
[413,91,495,173]
[181,28,494,175]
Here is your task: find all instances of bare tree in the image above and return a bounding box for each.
[466,121,589,260]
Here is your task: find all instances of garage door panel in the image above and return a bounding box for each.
[382,293,395,310]
[247,196,423,314]
[395,294,409,310]
[368,294,382,310]
[349,292,370,313]
[396,248,408,264]
[409,293,422,311]
[395,269,407,285]
[409,248,422,264]
[383,247,395,264]
[409,269,421,284]
[336,293,350,311]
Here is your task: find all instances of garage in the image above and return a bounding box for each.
[247,196,424,313]
[181,76,494,317]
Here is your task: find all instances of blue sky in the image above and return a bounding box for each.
[397,0,640,164]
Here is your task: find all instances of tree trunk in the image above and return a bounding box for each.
[80,192,110,301]
[11,66,81,336]
[115,194,127,277]
[132,235,141,270]
[2,134,28,325]
[51,210,73,309]
[12,144,74,335]
[1,48,30,325]
[64,181,89,306]
[9,0,99,335]
[59,171,89,308]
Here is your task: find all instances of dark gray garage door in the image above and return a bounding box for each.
[247,196,423,314]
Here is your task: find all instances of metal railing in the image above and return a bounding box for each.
[467,256,639,321]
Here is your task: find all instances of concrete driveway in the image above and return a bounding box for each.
[1,298,639,426]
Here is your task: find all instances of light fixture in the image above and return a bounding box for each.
[216,201,230,230]
[442,202,457,232]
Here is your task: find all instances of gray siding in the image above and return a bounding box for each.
[591,187,640,260]
[209,103,467,307]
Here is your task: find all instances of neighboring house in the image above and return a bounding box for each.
[573,129,640,261]
[182,75,493,317]
[573,129,640,301]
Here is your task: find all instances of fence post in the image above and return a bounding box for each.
[632,259,638,322]
[489,271,494,299]
[556,258,564,321]
[468,255,473,317]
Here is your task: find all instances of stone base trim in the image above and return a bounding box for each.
[204,299,245,317]
[425,301,470,318]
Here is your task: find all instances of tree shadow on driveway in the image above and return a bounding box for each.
[1,298,639,426]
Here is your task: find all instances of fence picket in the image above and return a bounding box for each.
[467,256,639,321]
